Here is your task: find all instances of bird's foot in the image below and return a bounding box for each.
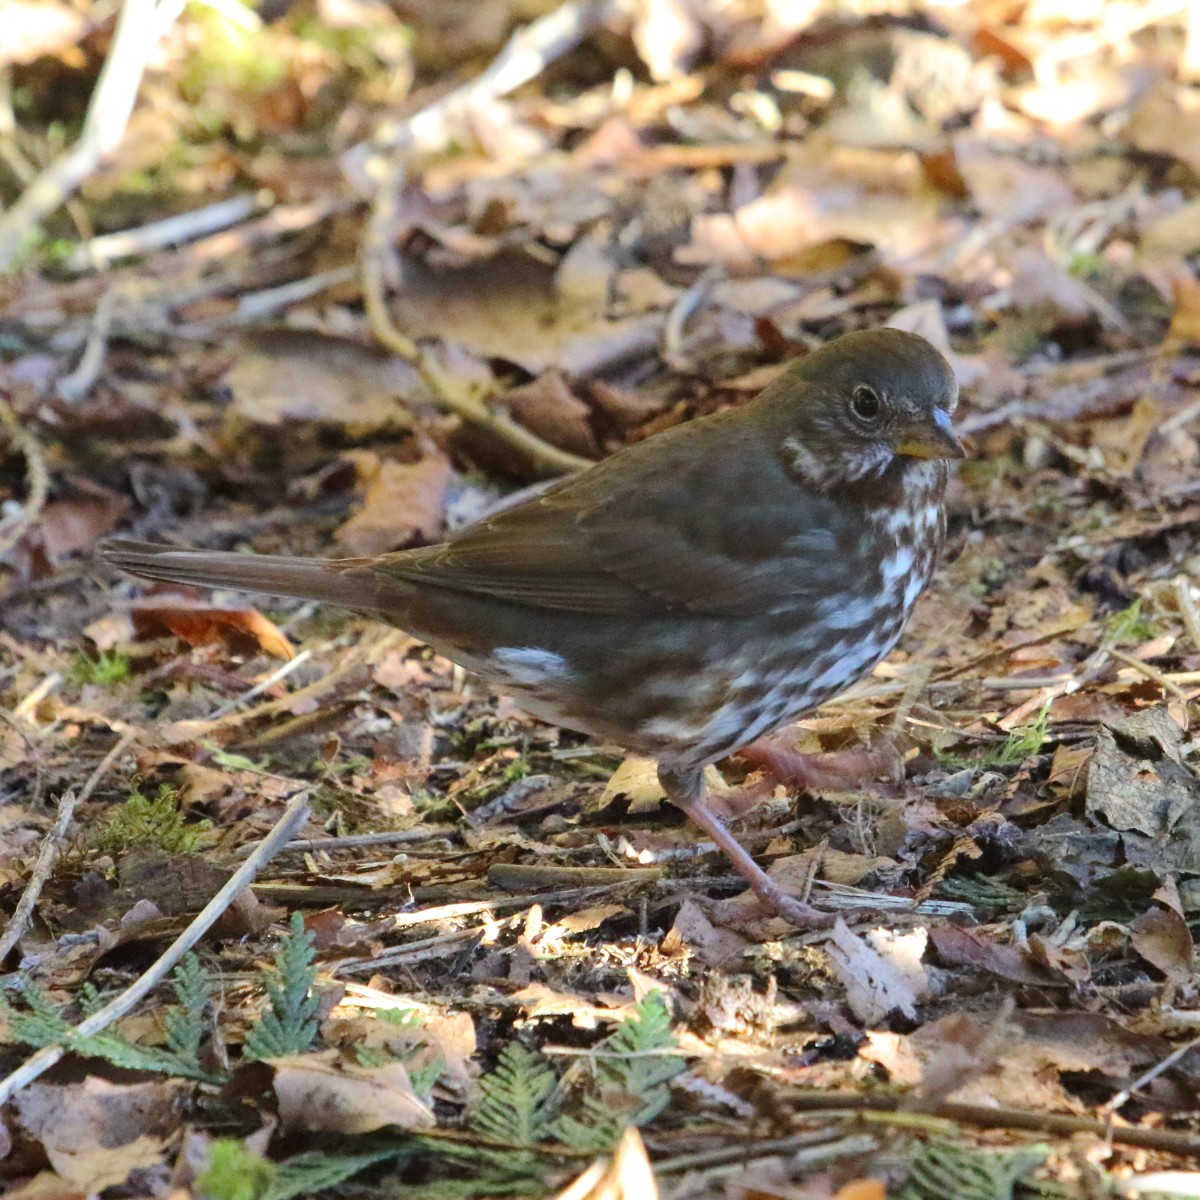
[739,737,901,792]
[667,779,832,929]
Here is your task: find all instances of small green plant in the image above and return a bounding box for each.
[244,913,320,1060]
[896,1139,1052,1200]
[96,785,212,855]
[68,649,131,686]
[1104,599,1156,645]
[990,703,1051,766]
[198,1140,276,1200]
[471,1043,559,1148]
[0,954,218,1081]
[554,991,684,1152]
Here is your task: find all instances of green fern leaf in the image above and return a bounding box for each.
[244,913,320,1060]
[470,1043,558,1145]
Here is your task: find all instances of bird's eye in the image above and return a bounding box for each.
[851,385,881,421]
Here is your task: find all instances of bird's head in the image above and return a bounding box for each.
[765,329,964,491]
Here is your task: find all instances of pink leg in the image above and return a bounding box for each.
[660,766,834,929]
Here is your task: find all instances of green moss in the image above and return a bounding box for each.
[96,785,212,855]
[68,649,131,687]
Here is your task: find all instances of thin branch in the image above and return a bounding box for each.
[0,789,311,1106]
[786,1092,1200,1158]
[0,732,135,964]
[354,0,613,476]
[0,393,49,558]
[344,0,616,170]
[0,0,186,270]
[361,175,591,477]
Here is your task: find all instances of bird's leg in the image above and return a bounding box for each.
[659,766,834,929]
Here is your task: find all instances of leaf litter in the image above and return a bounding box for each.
[6,0,1200,1195]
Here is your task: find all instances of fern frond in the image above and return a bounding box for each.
[471,1043,558,1145]
[244,913,320,1060]
[553,991,683,1152]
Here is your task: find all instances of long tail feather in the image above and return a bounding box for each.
[100,539,372,609]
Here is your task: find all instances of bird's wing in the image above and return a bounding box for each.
[380,411,863,617]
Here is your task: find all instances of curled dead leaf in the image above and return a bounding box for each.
[271,1049,435,1133]
[131,600,295,660]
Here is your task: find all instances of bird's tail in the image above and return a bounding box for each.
[100,539,377,611]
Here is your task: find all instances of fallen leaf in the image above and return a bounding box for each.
[131,600,295,660]
[552,1126,658,1200]
[1131,902,1194,983]
[501,372,599,459]
[225,329,418,432]
[13,1078,178,1191]
[271,1050,435,1133]
[825,920,926,1024]
[661,899,751,968]
[335,447,452,555]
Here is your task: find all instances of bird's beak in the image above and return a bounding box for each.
[893,408,966,461]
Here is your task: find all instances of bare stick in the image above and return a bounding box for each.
[0,394,48,558]
[354,0,613,476]
[361,180,591,477]
[0,0,187,270]
[66,194,264,271]
[345,0,615,171]
[0,789,311,1106]
[0,732,135,963]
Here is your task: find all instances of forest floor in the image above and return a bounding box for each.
[5,0,1200,1195]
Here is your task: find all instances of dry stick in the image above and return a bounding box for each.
[1104,1034,1200,1116]
[0,0,186,270]
[361,189,590,477]
[786,1093,1200,1159]
[0,732,135,962]
[0,394,48,558]
[65,193,264,271]
[345,0,615,166]
[0,789,311,1106]
[357,0,612,477]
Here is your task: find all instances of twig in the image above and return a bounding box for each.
[0,0,187,270]
[785,1092,1200,1158]
[0,729,130,955]
[56,288,118,405]
[65,194,264,272]
[361,182,590,476]
[0,394,49,559]
[0,731,134,963]
[203,649,313,721]
[344,0,615,168]
[0,788,311,1106]
[253,826,458,856]
[1109,647,1188,699]
[355,0,612,477]
[1104,1034,1200,1115]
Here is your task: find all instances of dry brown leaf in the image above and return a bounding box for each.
[501,372,599,459]
[13,1078,179,1192]
[226,329,418,432]
[271,1049,435,1133]
[335,448,452,555]
[1131,902,1194,983]
[552,1126,658,1200]
[824,921,927,1024]
[661,899,751,968]
[130,600,295,660]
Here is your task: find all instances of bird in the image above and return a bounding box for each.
[101,328,963,927]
